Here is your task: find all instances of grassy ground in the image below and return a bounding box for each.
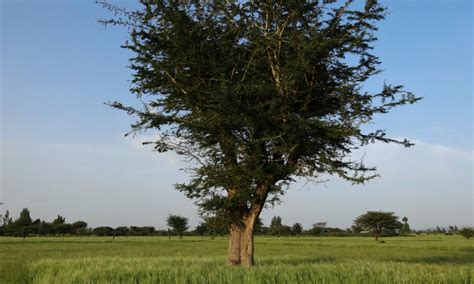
[1,235,472,283]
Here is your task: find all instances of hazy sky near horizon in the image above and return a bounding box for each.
[1,0,472,230]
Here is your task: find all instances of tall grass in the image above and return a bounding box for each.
[1,235,472,283]
[29,256,473,284]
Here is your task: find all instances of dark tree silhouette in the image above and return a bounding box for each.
[354,211,401,241]
[166,215,189,239]
[459,227,473,239]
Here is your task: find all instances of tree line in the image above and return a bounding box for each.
[1,208,472,240]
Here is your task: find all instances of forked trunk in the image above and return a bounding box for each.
[226,183,268,267]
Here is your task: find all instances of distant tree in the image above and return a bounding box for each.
[291,223,303,237]
[52,215,65,225]
[314,222,327,228]
[114,226,130,237]
[2,210,12,227]
[129,226,154,236]
[38,221,53,236]
[196,214,227,239]
[268,216,282,236]
[254,218,266,235]
[400,216,411,234]
[72,221,88,236]
[194,222,208,236]
[351,225,362,234]
[93,226,114,236]
[435,226,446,234]
[128,226,155,236]
[57,223,72,236]
[16,208,33,238]
[16,208,32,227]
[307,223,324,236]
[0,210,12,236]
[51,215,68,236]
[268,216,291,236]
[101,0,419,267]
[354,211,401,241]
[143,226,156,235]
[30,219,42,236]
[166,215,189,239]
[459,227,474,240]
[52,215,65,235]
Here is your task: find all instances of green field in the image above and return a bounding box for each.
[1,235,472,283]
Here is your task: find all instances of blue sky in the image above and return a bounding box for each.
[1,0,472,230]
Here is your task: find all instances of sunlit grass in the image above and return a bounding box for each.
[1,235,472,283]
[29,257,473,284]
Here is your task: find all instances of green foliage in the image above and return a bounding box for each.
[166,215,189,238]
[71,221,88,235]
[2,210,12,227]
[400,216,411,234]
[268,216,292,236]
[100,0,420,223]
[16,208,32,227]
[93,226,115,236]
[201,214,229,237]
[291,223,303,236]
[459,227,474,239]
[129,226,156,236]
[254,217,266,235]
[114,226,130,236]
[354,211,401,240]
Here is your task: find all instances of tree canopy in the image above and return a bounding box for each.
[354,211,401,241]
[166,215,189,238]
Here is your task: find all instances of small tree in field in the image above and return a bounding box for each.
[459,227,474,239]
[291,223,303,237]
[16,208,33,238]
[100,0,420,266]
[400,216,411,234]
[354,211,401,241]
[166,215,189,239]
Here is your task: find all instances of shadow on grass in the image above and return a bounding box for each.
[257,256,337,266]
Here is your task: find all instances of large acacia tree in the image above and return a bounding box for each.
[100,0,420,266]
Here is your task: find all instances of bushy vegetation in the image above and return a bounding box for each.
[0,236,472,283]
[0,208,468,239]
[0,208,170,237]
[459,227,474,239]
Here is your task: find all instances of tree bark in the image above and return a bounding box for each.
[240,217,256,267]
[227,224,242,265]
[226,203,263,266]
[226,183,268,267]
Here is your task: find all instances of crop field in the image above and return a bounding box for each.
[1,235,472,283]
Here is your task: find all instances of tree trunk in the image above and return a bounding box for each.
[226,183,268,267]
[227,224,242,265]
[240,218,255,267]
[227,210,259,266]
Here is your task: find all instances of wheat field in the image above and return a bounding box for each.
[1,235,472,283]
